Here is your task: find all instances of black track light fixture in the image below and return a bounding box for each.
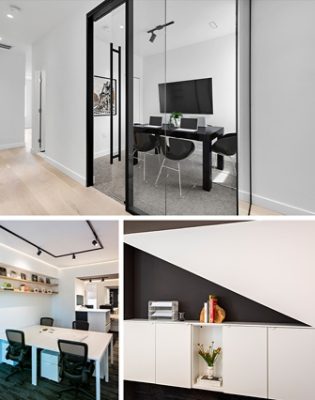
[147,20,175,43]
[92,239,98,246]
[37,249,42,256]
[72,254,76,260]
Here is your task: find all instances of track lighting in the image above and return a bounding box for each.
[92,239,98,246]
[72,254,76,260]
[147,21,175,43]
[37,249,42,256]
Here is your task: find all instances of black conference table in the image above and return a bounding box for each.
[133,124,224,191]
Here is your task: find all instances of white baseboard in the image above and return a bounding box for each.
[0,142,25,150]
[44,155,86,186]
[252,193,315,215]
[94,149,110,159]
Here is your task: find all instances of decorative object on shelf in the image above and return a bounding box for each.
[38,276,45,283]
[33,288,39,293]
[199,295,226,324]
[0,267,7,276]
[197,341,222,379]
[148,301,179,320]
[169,111,183,128]
[9,270,17,278]
[32,274,38,282]
[179,312,185,321]
[196,375,223,388]
[41,287,47,294]
[47,289,52,295]
[19,284,26,292]
[1,282,13,290]
[46,277,51,285]
[20,273,27,280]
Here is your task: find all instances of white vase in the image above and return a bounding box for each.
[207,366,214,379]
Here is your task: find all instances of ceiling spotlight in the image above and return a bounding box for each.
[72,254,76,260]
[119,25,124,30]
[148,20,175,44]
[6,5,21,19]
[92,239,98,246]
[37,249,42,256]
[209,21,218,29]
[149,32,157,43]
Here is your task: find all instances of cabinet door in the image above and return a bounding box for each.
[124,321,156,383]
[223,326,267,398]
[269,327,315,400]
[156,323,191,388]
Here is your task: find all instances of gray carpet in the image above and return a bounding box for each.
[0,335,118,400]
[94,150,237,215]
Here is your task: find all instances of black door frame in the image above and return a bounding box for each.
[86,0,251,216]
[86,0,134,211]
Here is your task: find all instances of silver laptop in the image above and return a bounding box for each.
[143,116,163,129]
[177,118,198,132]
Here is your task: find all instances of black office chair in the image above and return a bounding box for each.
[40,317,54,327]
[133,132,160,181]
[5,329,31,383]
[57,340,95,399]
[155,136,195,197]
[72,321,89,331]
[212,133,237,175]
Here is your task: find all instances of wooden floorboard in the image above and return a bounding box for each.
[0,336,118,400]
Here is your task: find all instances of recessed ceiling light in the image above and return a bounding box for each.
[209,21,218,29]
[120,25,124,29]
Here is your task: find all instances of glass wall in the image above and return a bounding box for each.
[128,0,247,215]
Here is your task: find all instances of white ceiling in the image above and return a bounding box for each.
[95,0,236,57]
[0,0,98,48]
[0,220,118,268]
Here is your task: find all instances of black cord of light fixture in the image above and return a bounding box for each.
[0,221,103,260]
[147,20,175,43]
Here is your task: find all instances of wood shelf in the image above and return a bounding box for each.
[0,275,57,287]
[0,289,58,295]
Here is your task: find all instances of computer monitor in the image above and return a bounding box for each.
[149,116,162,126]
[180,118,198,130]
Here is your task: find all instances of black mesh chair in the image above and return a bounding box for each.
[72,321,89,331]
[40,317,54,327]
[57,340,95,399]
[212,133,237,175]
[5,330,31,383]
[133,132,160,181]
[155,136,195,197]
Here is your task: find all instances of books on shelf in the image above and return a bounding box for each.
[197,375,223,388]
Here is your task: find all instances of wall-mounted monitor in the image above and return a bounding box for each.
[159,78,213,114]
[76,294,84,306]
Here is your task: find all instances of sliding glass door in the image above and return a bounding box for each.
[126,0,249,215]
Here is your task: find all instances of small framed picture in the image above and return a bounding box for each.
[20,273,27,280]
[46,277,51,285]
[38,276,45,283]
[32,274,38,282]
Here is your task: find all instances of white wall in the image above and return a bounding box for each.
[0,50,25,150]
[252,0,315,214]
[0,243,58,333]
[142,34,236,132]
[32,1,99,185]
[125,221,315,327]
[52,261,118,328]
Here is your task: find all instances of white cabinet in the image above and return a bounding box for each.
[156,323,191,388]
[41,350,60,382]
[268,327,315,400]
[223,326,267,398]
[124,321,156,383]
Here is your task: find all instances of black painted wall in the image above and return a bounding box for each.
[124,244,304,324]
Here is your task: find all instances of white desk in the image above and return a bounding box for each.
[0,325,113,400]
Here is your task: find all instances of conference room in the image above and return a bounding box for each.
[0,220,119,400]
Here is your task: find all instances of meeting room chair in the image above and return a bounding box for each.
[72,320,89,331]
[57,339,95,399]
[5,329,31,383]
[155,136,195,197]
[40,317,54,327]
[133,132,160,181]
[212,133,237,175]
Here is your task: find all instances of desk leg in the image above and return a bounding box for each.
[96,359,101,400]
[31,346,37,386]
[110,336,114,365]
[217,154,224,170]
[203,137,212,191]
[105,348,109,382]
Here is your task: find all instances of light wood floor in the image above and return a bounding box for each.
[0,146,128,216]
[0,145,279,216]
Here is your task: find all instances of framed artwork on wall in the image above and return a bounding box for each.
[93,75,117,116]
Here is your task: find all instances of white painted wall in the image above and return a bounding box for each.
[0,50,25,150]
[32,1,99,185]
[142,34,236,132]
[125,221,315,327]
[252,0,315,214]
[0,243,58,333]
[52,261,118,328]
